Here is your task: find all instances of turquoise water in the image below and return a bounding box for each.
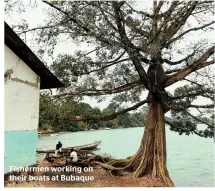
[4,130,38,173]
[37,126,215,187]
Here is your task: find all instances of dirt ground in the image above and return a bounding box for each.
[5,159,166,188]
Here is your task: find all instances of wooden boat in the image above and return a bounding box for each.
[50,134,59,137]
[36,141,101,153]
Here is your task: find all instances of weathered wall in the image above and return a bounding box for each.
[4,45,40,173]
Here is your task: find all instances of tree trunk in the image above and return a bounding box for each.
[94,62,173,186]
[130,101,174,186]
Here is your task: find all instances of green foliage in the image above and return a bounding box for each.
[169,84,214,138]
[39,94,147,132]
[7,1,214,138]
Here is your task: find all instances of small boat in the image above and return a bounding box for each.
[36,141,101,154]
[50,134,59,137]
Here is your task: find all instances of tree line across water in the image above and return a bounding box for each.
[39,92,213,136]
[39,93,148,132]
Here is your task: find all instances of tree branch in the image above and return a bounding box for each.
[42,1,119,47]
[165,46,215,87]
[184,111,214,129]
[16,23,63,35]
[76,99,149,121]
[156,1,164,13]
[184,78,214,100]
[112,2,149,88]
[125,20,149,38]
[76,52,129,76]
[157,1,181,18]
[77,58,128,76]
[166,21,215,47]
[139,55,150,64]
[167,104,214,111]
[17,3,93,34]
[163,51,195,66]
[76,53,150,76]
[189,104,214,109]
[54,80,141,97]
[165,119,178,128]
[160,1,199,47]
[165,119,205,138]
[168,90,209,101]
[95,2,118,32]
[125,2,152,18]
[165,68,181,74]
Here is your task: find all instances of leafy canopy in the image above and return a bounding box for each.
[5,1,215,137]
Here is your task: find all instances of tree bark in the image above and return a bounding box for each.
[130,101,174,186]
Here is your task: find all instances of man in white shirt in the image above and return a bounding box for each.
[65,149,78,165]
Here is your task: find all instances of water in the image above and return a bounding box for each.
[37,126,215,187]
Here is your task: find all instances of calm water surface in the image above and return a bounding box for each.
[37,126,214,187]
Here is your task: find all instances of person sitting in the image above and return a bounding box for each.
[55,141,62,156]
[65,149,78,166]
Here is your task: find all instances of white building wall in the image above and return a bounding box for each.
[4,45,40,172]
[4,45,40,131]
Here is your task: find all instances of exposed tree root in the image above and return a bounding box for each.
[91,103,174,187]
[47,147,173,186]
[46,103,174,187]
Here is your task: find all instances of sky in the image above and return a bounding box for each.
[4,0,215,115]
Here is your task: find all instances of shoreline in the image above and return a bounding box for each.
[38,131,69,136]
[5,159,166,187]
[38,126,147,136]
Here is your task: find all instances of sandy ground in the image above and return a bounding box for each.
[5,159,166,188]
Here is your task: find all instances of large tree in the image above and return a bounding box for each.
[6,0,215,186]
